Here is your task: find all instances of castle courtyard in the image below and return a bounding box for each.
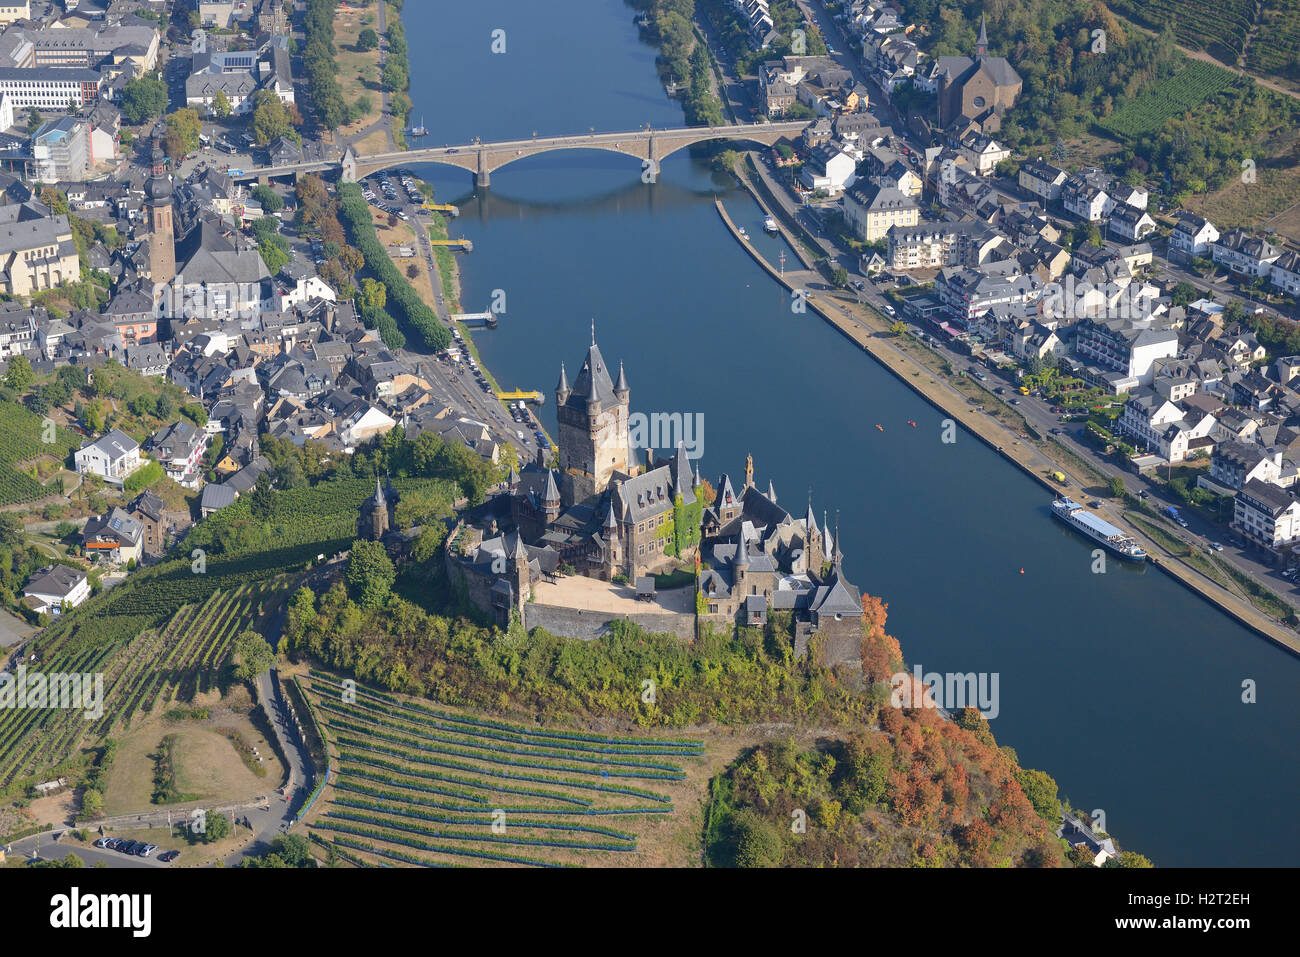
[532,576,695,615]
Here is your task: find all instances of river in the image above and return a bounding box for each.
[400,0,1300,866]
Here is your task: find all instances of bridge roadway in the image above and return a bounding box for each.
[231,120,811,187]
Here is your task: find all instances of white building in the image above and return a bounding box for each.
[1169,212,1219,260]
[1234,479,1300,550]
[73,428,141,484]
[22,564,89,616]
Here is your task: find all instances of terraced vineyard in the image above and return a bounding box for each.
[0,581,288,789]
[0,400,78,506]
[301,671,707,867]
[1107,1,1300,81]
[1097,61,1238,140]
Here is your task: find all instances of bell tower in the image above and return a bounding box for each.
[146,124,175,285]
[555,327,630,506]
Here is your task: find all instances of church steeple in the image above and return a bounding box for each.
[976,12,989,57]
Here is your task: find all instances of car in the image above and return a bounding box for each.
[117,841,139,854]
[1208,542,1224,552]
[446,148,459,154]
[94,837,111,848]
[1089,500,1103,508]
[1009,398,1019,405]
[883,304,896,316]
[1049,427,1062,435]
[1178,519,1189,529]
[138,844,158,857]
[1138,490,1149,499]
[158,850,179,863]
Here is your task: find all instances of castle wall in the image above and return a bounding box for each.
[523,602,696,642]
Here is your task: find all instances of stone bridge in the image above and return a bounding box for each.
[232,121,810,187]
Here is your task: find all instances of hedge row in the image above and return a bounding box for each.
[336,183,451,351]
[332,778,671,817]
[332,797,635,843]
[324,809,636,853]
[311,820,564,868]
[336,751,594,806]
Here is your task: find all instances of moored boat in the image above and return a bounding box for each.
[1051,497,1146,562]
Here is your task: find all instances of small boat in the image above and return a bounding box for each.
[408,115,429,137]
[738,226,748,239]
[907,420,917,428]
[875,424,884,432]
[763,215,778,233]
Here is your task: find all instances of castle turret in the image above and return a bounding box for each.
[543,468,561,523]
[555,362,570,407]
[732,532,749,593]
[767,479,777,503]
[744,453,754,490]
[603,500,621,579]
[614,361,629,404]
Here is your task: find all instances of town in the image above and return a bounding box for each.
[0,0,1293,881]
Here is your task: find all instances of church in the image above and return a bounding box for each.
[926,14,1022,135]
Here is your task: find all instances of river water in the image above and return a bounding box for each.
[401,0,1299,866]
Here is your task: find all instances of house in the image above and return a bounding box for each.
[1108,205,1156,243]
[1018,158,1067,202]
[1073,317,1179,386]
[1059,814,1117,867]
[1061,174,1109,222]
[81,507,144,565]
[149,419,207,489]
[1211,440,1283,490]
[798,144,858,195]
[1233,478,1300,550]
[126,489,169,558]
[957,133,1008,175]
[1169,212,1218,261]
[0,200,81,296]
[73,428,141,484]
[199,481,237,517]
[842,181,920,243]
[22,565,89,616]
[1211,229,1280,279]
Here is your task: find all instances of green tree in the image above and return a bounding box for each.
[120,76,167,125]
[3,355,34,392]
[212,89,232,119]
[357,27,379,51]
[1108,475,1126,498]
[165,108,203,155]
[345,539,396,609]
[732,810,784,867]
[230,631,275,680]
[26,106,41,131]
[831,267,849,288]
[252,90,291,145]
[1015,768,1061,822]
[201,810,230,843]
[359,277,386,311]
[252,184,284,212]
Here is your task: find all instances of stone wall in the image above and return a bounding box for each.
[523,602,696,642]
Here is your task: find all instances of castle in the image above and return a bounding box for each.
[443,333,866,667]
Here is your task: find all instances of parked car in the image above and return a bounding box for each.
[158,850,180,863]
[1208,541,1224,552]
[94,837,111,848]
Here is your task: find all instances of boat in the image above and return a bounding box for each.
[907,420,917,428]
[763,215,778,234]
[1051,497,1147,562]
[408,116,429,137]
[875,424,884,432]
[738,226,748,239]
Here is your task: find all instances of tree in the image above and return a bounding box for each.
[252,90,291,145]
[3,355,34,392]
[258,236,291,274]
[360,278,387,310]
[1015,768,1061,822]
[406,262,419,279]
[201,810,230,843]
[345,539,396,609]
[165,108,202,156]
[26,106,41,132]
[249,472,277,520]
[357,27,379,51]
[1108,475,1126,498]
[832,266,849,288]
[381,58,408,93]
[230,631,275,680]
[120,76,167,125]
[252,184,284,212]
[731,810,783,867]
[212,89,232,119]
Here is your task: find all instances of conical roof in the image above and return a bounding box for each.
[556,362,569,395]
[569,341,616,408]
[615,361,628,394]
[543,469,560,504]
[767,479,777,502]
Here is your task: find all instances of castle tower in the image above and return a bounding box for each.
[732,532,749,595]
[509,532,530,618]
[542,468,561,525]
[145,125,175,285]
[976,12,989,57]
[804,496,824,572]
[602,500,621,580]
[555,332,630,507]
[360,478,389,541]
[744,453,754,490]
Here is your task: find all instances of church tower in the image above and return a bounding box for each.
[976,12,989,57]
[146,124,175,285]
[554,328,630,507]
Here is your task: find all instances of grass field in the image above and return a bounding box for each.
[300,670,712,867]
[332,0,385,142]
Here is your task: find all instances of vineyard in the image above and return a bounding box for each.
[0,400,77,506]
[0,581,287,791]
[300,671,707,867]
[1097,61,1238,140]
[1106,1,1300,80]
